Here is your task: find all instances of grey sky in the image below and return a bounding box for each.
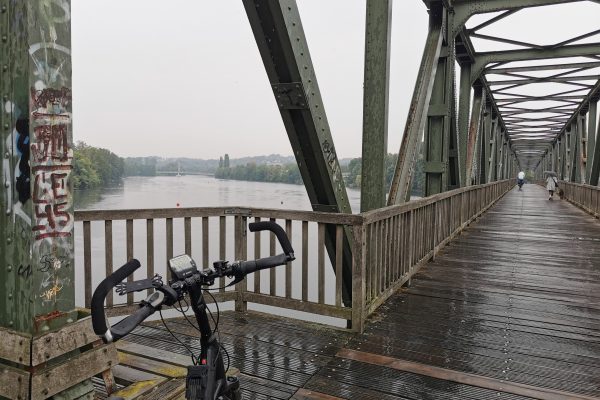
[72,0,428,159]
[71,1,600,161]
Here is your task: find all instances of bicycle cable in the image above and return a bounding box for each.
[204,289,230,372]
[159,309,199,365]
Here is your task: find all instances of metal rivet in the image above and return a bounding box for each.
[7,293,12,299]
[7,265,12,271]
[4,180,9,188]
[6,237,11,244]
[4,151,9,158]
[1,5,7,13]
[8,320,13,326]
[1,65,6,72]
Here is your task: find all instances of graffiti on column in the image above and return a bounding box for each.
[28,0,74,311]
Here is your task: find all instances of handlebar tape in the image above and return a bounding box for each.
[109,304,155,341]
[248,221,294,255]
[237,254,290,276]
[91,259,141,336]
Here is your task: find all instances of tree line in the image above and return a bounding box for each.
[214,152,425,196]
[72,142,124,189]
[215,154,302,184]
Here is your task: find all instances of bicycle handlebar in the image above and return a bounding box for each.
[248,221,294,256]
[91,259,141,340]
[91,221,294,343]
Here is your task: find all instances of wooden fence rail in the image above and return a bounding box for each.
[75,180,512,332]
[559,181,600,218]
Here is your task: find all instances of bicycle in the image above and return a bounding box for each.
[91,221,295,400]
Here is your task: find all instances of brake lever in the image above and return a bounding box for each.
[116,274,163,295]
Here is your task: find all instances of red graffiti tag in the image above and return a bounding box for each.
[31,125,70,162]
[32,166,72,240]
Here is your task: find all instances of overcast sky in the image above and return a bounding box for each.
[71,0,428,159]
[71,1,600,160]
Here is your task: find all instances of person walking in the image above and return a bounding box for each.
[546,174,558,200]
[517,171,525,190]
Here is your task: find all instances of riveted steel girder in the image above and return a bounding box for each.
[242,0,355,304]
[451,0,589,31]
[361,0,392,212]
[472,43,600,85]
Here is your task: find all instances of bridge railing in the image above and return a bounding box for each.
[558,181,600,218]
[357,179,513,318]
[74,180,512,332]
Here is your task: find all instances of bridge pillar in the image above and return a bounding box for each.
[360,0,392,212]
[578,113,587,183]
[587,98,598,185]
[590,98,600,186]
[423,2,460,196]
[0,2,114,398]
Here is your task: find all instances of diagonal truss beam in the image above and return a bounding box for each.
[388,9,444,204]
[242,0,355,304]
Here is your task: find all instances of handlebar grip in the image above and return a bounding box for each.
[91,259,141,337]
[236,254,290,276]
[249,221,294,255]
[109,304,155,341]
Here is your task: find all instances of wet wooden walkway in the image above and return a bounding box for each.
[103,185,600,399]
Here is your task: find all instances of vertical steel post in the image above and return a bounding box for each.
[590,99,600,186]
[578,113,587,183]
[570,120,578,182]
[479,100,492,184]
[1,0,75,335]
[458,63,472,187]
[361,0,392,212]
[423,4,457,197]
[587,99,598,184]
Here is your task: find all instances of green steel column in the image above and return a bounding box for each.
[586,99,597,183]
[487,117,498,182]
[479,101,492,184]
[360,0,392,212]
[565,126,572,180]
[590,99,600,186]
[1,0,75,334]
[570,120,579,182]
[561,133,567,180]
[578,113,587,183]
[423,4,456,196]
[457,63,472,187]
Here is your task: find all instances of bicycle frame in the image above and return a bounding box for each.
[186,283,238,399]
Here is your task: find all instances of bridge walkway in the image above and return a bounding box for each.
[101,185,600,399]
